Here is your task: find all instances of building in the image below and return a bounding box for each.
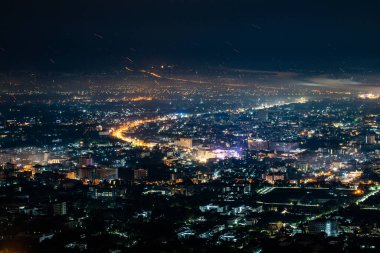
[78,166,96,180]
[87,186,127,200]
[366,134,376,144]
[43,151,50,164]
[269,142,299,152]
[175,138,193,149]
[0,162,17,179]
[196,146,216,162]
[96,167,118,180]
[295,161,310,172]
[53,202,67,216]
[263,173,285,184]
[79,166,118,181]
[133,168,148,180]
[307,220,338,237]
[248,138,269,150]
[79,155,94,167]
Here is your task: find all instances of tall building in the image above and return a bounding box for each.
[43,151,50,164]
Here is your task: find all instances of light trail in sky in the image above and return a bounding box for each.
[137,69,211,84]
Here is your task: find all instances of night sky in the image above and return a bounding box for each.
[1,0,380,73]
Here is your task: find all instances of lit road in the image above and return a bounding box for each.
[112,98,308,147]
[112,114,185,147]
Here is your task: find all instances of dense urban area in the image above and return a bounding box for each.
[0,70,380,253]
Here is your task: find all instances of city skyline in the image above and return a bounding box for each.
[1,1,380,253]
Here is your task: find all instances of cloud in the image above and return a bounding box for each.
[298,76,362,87]
[219,67,299,78]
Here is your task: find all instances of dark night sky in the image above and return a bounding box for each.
[1,0,380,73]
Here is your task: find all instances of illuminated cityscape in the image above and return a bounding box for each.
[1,1,380,253]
